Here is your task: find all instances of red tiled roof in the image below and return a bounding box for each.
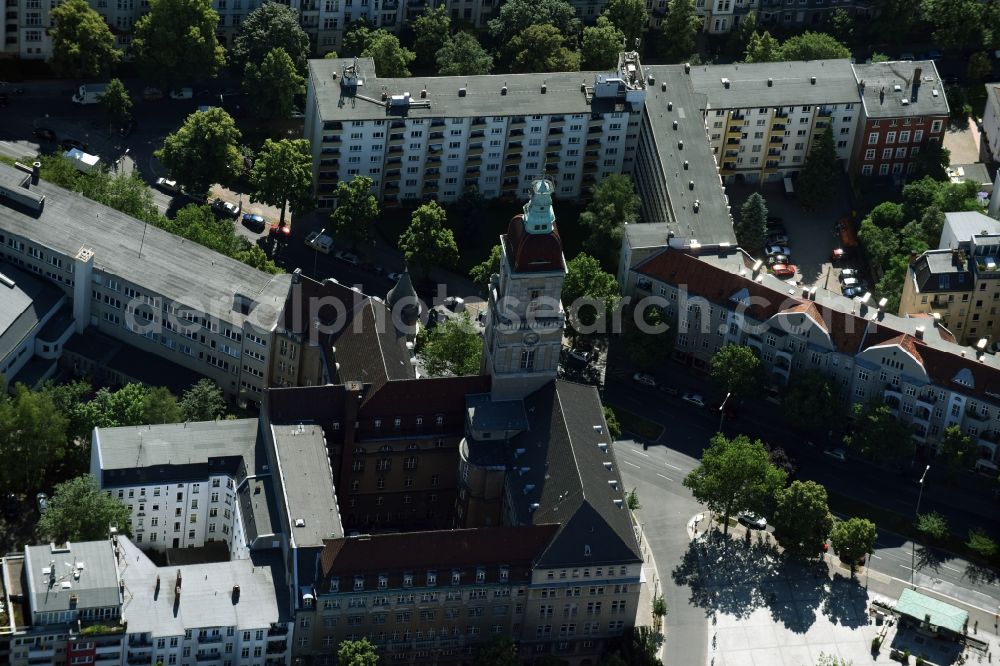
[781,301,829,332]
[503,214,564,273]
[867,333,925,367]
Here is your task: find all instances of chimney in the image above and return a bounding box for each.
[31,161,40,185]
[879,87,885,104]
[175,569,182,598]
[915,325,925,340]
[155,575,161,596]
[232,585,241,603]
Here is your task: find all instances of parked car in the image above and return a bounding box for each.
[771,263,797,278]
[767,254,790,266]
[155,177,181,194]
[31,127,56,142]
[766,233,790,245]
[241,213,266,233]
[842,286,864,298]
[36,492,48,514]
[305,231,333,253]
[823,448,847,462]
[632,372,656,388]
[658,384,679,396]
[681,392,706,408]
[443,296,465,311]
[839,269,858,281]
[270,222,291,241]
[211,198,240,218]
[170,87,194,100]
[738,511,767,530]
[566,348,592,367]
[765,245,792,257]
[334,250,360,266]
[142,87,164,101]
[900,52,915,61]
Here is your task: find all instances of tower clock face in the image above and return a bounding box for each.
[523,332,540,346]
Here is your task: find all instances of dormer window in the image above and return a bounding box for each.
[476,568,486,583]
[394,418,401,427]
[378,575,388,590]
[403,573,413,587]
[427,571,437,587]
[329,579,339,593]
[499,567,509,582]
[436,415,444,425]
[332,421,340,431]
[451,570,461,585]
[416,416,423,426]
[374,419,382,429]
[354,576,364,591]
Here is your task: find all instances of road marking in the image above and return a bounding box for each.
[899,564,912,571]
[664,463,682,471]
[656,473,673,482]
[623,460,641,468]
[941,565,962,573]
[871,554,882,560]
[634,451,649,457]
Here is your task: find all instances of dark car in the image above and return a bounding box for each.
[119,118,137,137]
[60,138,87,151]
[32,127,57,142]
[241,213,266,233]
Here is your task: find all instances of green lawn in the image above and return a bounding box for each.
[616,408,664,442]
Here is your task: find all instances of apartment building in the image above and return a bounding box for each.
[618,244,1000,470]
[758,0,875,29]
[851,60,949,179]
[899,211,1000,347]
[304,51,648,208]
[981,83,1000,163]
[689,59,861,184]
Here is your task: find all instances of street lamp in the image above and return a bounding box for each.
[910,464,930,589]
[313,228,325,278]
[718,392,731,433]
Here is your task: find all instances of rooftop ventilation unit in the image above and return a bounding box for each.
[977,338,988,351]
[501,85,507,95]
[603,462,613,470]
[751,259,763,273]
[767,78,773,87]
[613,499,624,507]
[721,77,730,89]
[458,87,467,97]
[597,442,608,452]
[810,76,816,85]
[932,89,939,97]
[294,518,306,527]
[529,503,540,512]
[894,84,902,92]
[901,98,909,105]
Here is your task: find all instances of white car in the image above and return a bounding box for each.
[765,245,792,257]
[823,448,847,462]
[841,277,860,289]
[334,250,360,266]
[738,511,767,529]
[766,234,790,245]
[306,231,333,254]
[211,198,240,218]
[632,372,656,388]
[155,177,181,194]
[169,87,193,100]
[839,269,858,282]
[681,392,706,408]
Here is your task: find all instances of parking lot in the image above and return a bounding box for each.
[726,176,866,297]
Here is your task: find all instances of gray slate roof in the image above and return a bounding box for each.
[271,424,343,548]
[910,249,972,294]
[0,260,65,363]
[941,211,1000,248]
[852,60,950,118]
[510,381,642,568]
[0,162,289,331]
[690,59,860,109]
[117,535,281,634]
[24,540,120,616]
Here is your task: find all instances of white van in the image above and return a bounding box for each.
[783,177,795,198]
[72,83,109,105]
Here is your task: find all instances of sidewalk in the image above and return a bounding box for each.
[632,521,666,662]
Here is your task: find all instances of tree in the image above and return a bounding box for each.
[473,636,518,666]
[782,370,842,434]
[938,425,976,478]
[399,201,459,278]
[243,47,306,122]
[582,16,625,70]
[660,0,701,63]
[469,244,501,290]
[0,384,69,494]
[844,401,915,463]
[604,0,648,46]
[858,217,900,270]
[621,303,674,370]
[826,8,855,44]
[579,174,640,270]
[489,0,579,47]
[411,5,451,68]
[99,78,132,132]
[508,24,581,73]
[417,313,482,377]
[709,344,761,398]
[436,32,493,76]
[91,383,153,427]
[920,0,984,52]
[967,529,999,559]
[49,0,122,78]
[911,141,950,181]
[626,488,641,510]
[230,2,311,73]
[778,31,850,60]
[562,253,620,332]
[362,30,416,77]
[603,406,622,441]
[131,0,226,89]
[337,638,379,666]
[814,655,852,666]
[180,379,226,422]
[155,108,242,194]
[916,511,950,541]
[728,10,757,57]
[342,19,375,56]
[870,52,890,63]
[38,475,132,543]
[141,387,184,425]
[830,517,877,573]
[772,480,833,557]
[797,129,839,210]
[737,192,767,252]
[744,30,781,63]
[250,139,313,229]
[683,433,788,533]
[969,51,992,80]
[330,176,379,247]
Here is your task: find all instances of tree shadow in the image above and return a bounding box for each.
[964,561,999,586]
[763,557,828,634]
[914,545,948,572]
[821,573,869,628]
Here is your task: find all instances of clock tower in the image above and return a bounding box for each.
[481,179,566,402]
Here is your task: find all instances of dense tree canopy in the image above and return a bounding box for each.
[781,370,843,434]
[797,130,839,210]
[38,475,132,542]
[830,517,877,572]
[249,138,313,228]
[50,0,122,78]
[244,47,306,122]
[411,5,452,68]
[508,24,581,73]
[920,0,984,52]
[179,378,227,422]
[660,0,701,63]
[844,401,914,463]
[155,108,243,194]
[417,314,482,377]
[604,0,648,46]
[562,253,620,332]
[330,176,379,246]
[778,31,851,60]
[737,192,767,252]
[579,174,641,270]
[399,201,459,278]
[582,16,625,71]
[230,2,311,72]
[744,30,781,63]
[337,638,379,666]
[489,0,579,46]
[362,30,416,77]
[772,480,834,557]
[131,0,226,88]
[469,244,501,290]
[100,78,133,130]
[709,345,762,398]
[437,32,493,76]
[0,384,70,494]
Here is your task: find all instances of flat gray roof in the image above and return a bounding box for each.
[117,535,280,634]
[24,540,120,615]
[0,260,65,363]
[943,211,1000,248]
[271,424,342,548]
[644,65,736,246]
[690,59,860,109]
[466,393,528,432]
[95,419,260,471]
[309,58,632,122]
[0,163,285,329]
[853,60,949,118]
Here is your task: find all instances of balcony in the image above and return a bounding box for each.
[471,117,487,128]
[547,127,563,136]
[198,634,223,644]
[589,117,604,128]
[424,184,439,194]
[502,182,519,192]
[549,117,566,128]
[771,123,786,132]
[195,652,222,662]
[966,406,989,423]
[726,124,743,135]
[467,145,484,156]
[466,155,482,165]
[720,162,737,174]
[127,654,153,665]
[929,298,950,310]
[321,134,341,144]
[545,154,559,165]
[512,117,525,125]
[267,625,289,637]
[128,637,152,648]
[586,138,601,147]
[384,171,401,182]
[583,163,598,174]
[768,136,783,145]
[266,642,288,655]
[504,154,522,166]
[429,131,444,140]
[388,134,405,146]
[385,182,400,192]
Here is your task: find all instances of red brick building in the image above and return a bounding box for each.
[851,60,950,179]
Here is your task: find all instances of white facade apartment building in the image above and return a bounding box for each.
[304,52,648,208]
[0,162,290,402]
[689,60,862,184]
[90,419,278,557]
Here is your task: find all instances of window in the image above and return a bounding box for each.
[867,132,878,144]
